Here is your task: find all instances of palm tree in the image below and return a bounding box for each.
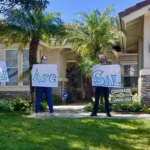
[0,0,49,13]
[63,6,124,102]
[0,9,66,102]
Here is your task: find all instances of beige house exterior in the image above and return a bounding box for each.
[0,40,79,99]
[117,0,150,106]
[0,39,138,101]
[1,0,150,105]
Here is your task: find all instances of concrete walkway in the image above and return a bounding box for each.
[25,105,150,120]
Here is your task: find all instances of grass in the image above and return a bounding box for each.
[0,112,150,150]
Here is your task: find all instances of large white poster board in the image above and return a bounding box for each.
[0,61,9,82]
[32,64,58,87]
[92,65,121,88]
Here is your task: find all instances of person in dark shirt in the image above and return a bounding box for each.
[90,54,111,117]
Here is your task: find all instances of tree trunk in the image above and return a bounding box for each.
[29,37,40,103]
[82,75,93,103]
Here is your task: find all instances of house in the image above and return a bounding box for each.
[0,0,149,106]
[117,0,150,106]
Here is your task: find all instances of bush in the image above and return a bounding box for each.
[52,95,62,105]
[98,104,105,112]
[142,105,150,114]
[0,97,35,112]
[13,97,30,111]
[83,103,93,112]
[26,103,35,112]
[83,94,142,112]
[40,101,48,111]
[43,95,62,105]
[0,99,14,112]
[111,94,141,112]
[83,103,105,112]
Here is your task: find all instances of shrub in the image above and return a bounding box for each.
[84,94,142,112]
[26,103,35,112]
[40,101,48,111]
[0,97,35,112]
[43,95,62,105]
[13,97,30,111]
[83,103,93,112]
[83,103,105,112]
[52,95,62,105]
[98,104,105,112]
[0,99,14,112]
[142,105,150,114]
[111,94,141,112]
[128,94,141,112]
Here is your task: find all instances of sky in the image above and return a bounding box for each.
[47,0,143,23]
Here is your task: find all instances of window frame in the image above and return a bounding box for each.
[21,49,30,86]
[4,49,19,87]
[122,63,138,88]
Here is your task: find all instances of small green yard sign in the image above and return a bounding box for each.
[111,88,132,104]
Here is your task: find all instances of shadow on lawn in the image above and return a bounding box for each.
[0,112,150,150]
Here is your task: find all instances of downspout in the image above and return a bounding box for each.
[60,50,72,104]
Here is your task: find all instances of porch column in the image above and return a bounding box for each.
[139,13,150,106]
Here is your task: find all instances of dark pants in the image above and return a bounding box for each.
[93,86,110,114]
[35,87,53,113]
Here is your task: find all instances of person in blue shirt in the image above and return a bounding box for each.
[90,54,111,117]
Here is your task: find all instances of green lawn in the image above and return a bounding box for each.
[0,113,150,150]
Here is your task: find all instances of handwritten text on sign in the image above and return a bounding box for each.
[0,61,9,82]
[32,64,58,87]
[92,65,121,87]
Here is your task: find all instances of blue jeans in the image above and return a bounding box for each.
[93,86,110,114]
[35,87,53,113]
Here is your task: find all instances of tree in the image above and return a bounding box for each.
[0,9,66,102]
[0,0,49,13]
[63,6,124,102]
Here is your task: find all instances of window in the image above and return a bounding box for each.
[23,50,29,86]
[123,64,138,88]
[6,50,18,86]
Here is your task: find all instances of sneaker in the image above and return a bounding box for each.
[107,114,111,117]
[51,113,55,117]
[33,113,39,117]
[90,112,97,116]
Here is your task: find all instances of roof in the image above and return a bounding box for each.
[118,0,150,18]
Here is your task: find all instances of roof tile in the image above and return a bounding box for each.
[118,0,150,18]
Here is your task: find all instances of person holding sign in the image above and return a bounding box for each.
[31,56,54,117]
[0,60,9,82]
[91,54,112,117]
